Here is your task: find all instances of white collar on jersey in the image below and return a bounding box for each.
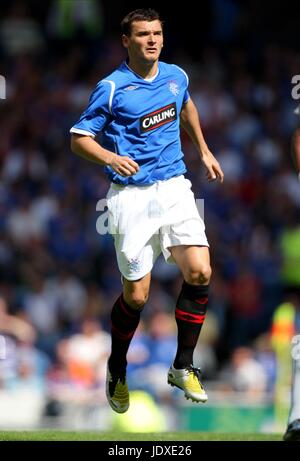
[124,60,159,82]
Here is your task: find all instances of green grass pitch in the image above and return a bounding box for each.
[0,431,282,441]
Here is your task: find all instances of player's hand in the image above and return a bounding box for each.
[108,153,140,177]
[201,149,224,183]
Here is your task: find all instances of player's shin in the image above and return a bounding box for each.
[173,282,209,369]
[108,294,142,374]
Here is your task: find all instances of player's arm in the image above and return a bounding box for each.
[291,126,300,178]
[180,98,224,183]
[71,134,139,177]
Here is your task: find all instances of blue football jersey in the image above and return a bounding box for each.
[70,61,190,185]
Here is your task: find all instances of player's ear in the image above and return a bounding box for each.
[122,34,129,49]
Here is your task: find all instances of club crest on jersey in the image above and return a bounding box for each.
[168,80,179,96]
[140,103,177,132]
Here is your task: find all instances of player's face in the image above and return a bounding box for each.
[123,20,163,64]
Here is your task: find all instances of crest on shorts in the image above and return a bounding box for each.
[127,257,141,272]
[168,80,179,96]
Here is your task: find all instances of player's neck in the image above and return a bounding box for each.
[127,59,158,80]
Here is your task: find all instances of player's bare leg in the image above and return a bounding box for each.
[106,272,151,413]
[167,245,210,402]
[123,272,151,309]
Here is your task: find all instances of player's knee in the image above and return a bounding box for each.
[124,291,148,310]
[185,265,212,285]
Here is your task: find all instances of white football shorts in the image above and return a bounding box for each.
[106,175,209,281]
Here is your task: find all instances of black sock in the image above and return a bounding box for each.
[173,282,209,369]
[108,294,141,374]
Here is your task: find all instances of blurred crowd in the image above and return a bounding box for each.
[0,0,300,429]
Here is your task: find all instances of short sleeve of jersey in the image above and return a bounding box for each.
[70,81,112,137]
[183,89,190,104]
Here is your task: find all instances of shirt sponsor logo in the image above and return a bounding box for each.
[140,103,177,132]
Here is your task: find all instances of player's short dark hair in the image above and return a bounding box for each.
[121,9,162,37]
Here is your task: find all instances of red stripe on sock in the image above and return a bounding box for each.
[176,307,206,321]
[119,295,137,318]
[195,297,208,305]
[111,323,135,340]
[175,311,205,324]
[175,307,206,324]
